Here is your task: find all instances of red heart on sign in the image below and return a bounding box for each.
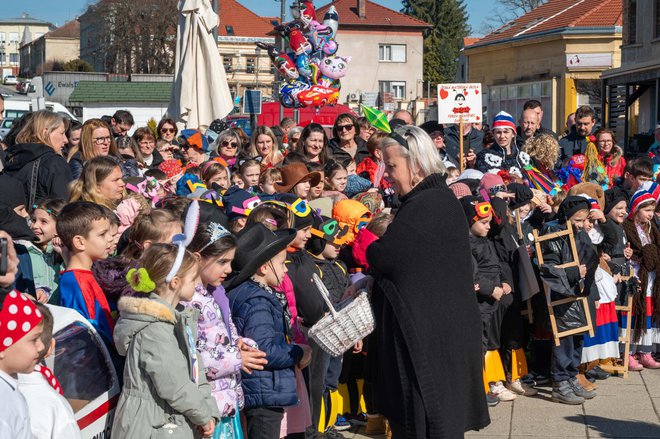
[439,89,449,100]
[476,116,480,121]
[475,90,479,95]
[464,90,468,95]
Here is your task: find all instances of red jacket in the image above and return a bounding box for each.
[598,146,626,187]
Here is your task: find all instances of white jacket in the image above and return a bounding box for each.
[0,369,31,439]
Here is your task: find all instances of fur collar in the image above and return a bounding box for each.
[117,295,177,324]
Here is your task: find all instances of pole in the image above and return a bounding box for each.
[212,0,218,43]
[459,115,464,173]
[278,0,287,123]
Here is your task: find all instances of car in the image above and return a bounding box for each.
[17,80,32,94]
[0,118,13,140]
[224,115,252,138]
[3,75,17,85]
[46,305,121,439]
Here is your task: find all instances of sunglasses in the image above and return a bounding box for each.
[161,128,176,134]
[473,201,492,222]
[488,185,507,196]
[222,140,238,148]
[337,124,354,132]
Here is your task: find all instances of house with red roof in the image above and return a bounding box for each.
[463,0,622,135]
[19,19,80,76]
[601,1,660,152]
[315,0,429,113]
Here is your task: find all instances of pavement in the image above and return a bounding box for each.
[339,369,660,438]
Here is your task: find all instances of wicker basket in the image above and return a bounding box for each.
[308,274,375,357]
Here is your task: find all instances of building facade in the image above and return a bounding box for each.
[19,19,80,77]
[0,14,54,76]
[601,0,660,152]
[463,0,621,134]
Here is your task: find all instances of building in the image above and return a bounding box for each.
[0,14,54,76]
[455,37,480,83]
[217,0,277,100]
[601,1,660,153]
[19,19,80,77]
[316,0,428,110]
[463,0,622,134]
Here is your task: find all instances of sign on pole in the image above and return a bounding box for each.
[243,90,262,115]
[436,83,482,124]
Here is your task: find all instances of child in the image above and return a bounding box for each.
[238,158,261,191]
[307,162,325,200]
[274,163,322,201]
[461,196,517,403]
[623,156,654,193]
[223,187,262,234]
[539,196,598,404]
[57,202,116,345]
[112,243,219,438]
[18,304,81,439]
[158,159,185,195]
[231,172,245,189]
[259,167,282,196]
[446,166,460,185]
[0,291,45,438]
[186,222,268,435]
[622,186,660,370]
[201,160,230,191]
[144,169,168,200]
[15,199,67,304]
[323,160,348,200]
[227,223,312,438]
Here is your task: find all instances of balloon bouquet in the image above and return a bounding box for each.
[257,2,350,109]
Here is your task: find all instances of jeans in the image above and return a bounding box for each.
[243,407,284,439]
[551,334,583,383]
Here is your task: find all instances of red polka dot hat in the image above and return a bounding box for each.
[0,291,43,352]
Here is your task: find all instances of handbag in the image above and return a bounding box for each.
[213,406,243,439]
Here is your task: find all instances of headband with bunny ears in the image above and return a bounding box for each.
[166,200,200,282]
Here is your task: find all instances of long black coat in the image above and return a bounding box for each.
[367,174,490,438]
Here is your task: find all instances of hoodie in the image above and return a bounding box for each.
[3,143,72,204]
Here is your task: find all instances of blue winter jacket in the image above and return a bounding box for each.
[227,280,303,408]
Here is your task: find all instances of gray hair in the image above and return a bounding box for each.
[379,125,446,182]
[213,128,242,155]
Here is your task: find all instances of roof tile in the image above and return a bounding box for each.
[44,19,80,39]
[316,0,430,28]
[218,0,277,38]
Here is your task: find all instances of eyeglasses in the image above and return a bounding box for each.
[473,201,492,222]
[597,140,613,144]
[221,140,238,149]
[161,128,176,134]
[93,136,112,145]
[337,124,354,132]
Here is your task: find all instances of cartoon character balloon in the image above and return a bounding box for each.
[256,42,299,81]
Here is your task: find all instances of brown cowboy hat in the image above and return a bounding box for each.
[274,163,322,193]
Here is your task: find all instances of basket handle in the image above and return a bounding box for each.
[312,273,339,318]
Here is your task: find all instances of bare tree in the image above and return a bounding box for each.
[479,0,547,34]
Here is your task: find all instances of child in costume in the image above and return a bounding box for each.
[622,186,660,370]
[112,242,219,438]
[56,202,116,346]
[18,303,81,439]
[186,221,268,437]
[0,291,45,439]
[227,223,313,439]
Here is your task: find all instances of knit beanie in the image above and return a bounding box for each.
[460,196,492,226]
[492,111,516,131]
[449,182,471,199]
[604,187,629,215]
[507,183,533,210]
[556,196,591,224]
[628,187,656,219]
[479,174,506,197]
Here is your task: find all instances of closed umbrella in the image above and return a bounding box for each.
[168,0,233,131]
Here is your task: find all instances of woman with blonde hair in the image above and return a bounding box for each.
[523,134,561,177]
[244,125,284,169]
[69,156,126,209]
[4,109,71,204]
[67,118,121,179]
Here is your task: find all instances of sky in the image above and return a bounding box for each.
[0,0,494,35]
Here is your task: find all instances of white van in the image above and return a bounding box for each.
[3,98,77,121]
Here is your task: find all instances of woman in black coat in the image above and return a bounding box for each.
[3,110,72,205]
[365,127,489,438]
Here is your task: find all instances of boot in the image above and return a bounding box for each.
[586,366,611,380]
[638,353,660,369]
[576,373,598,391]
[551,380,585,405]
[628,354,644,371]
[569,377,597,400]
[365,414,386,435]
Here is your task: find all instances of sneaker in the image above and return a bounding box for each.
[489,381,517,401]
[486,391,500,407]
[506,379,538,396]
[551,380,585,405]
[586,366,610,380]
[569,377,596,400]
[364,414,387,435]
[333,415,352,432]
[638,353,660,369]
[629,354,644,371]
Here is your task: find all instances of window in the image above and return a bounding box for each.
[9,32,18,43]
[378,44,406,62]
[0,32,5,43]
[9,53,18,65]
[379,80,406,100]
[246,57,255,74]
[223,56,232,72]
[0,53,5,64]
[225,25,234,36]
[656,0,660,38]
[488,80,553,129]
[627,0,637,44]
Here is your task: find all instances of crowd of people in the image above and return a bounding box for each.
[1,93,659,439]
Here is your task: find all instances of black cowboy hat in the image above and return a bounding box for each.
[227,223,296,290]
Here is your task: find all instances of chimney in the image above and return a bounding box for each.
[358,0,366,19]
